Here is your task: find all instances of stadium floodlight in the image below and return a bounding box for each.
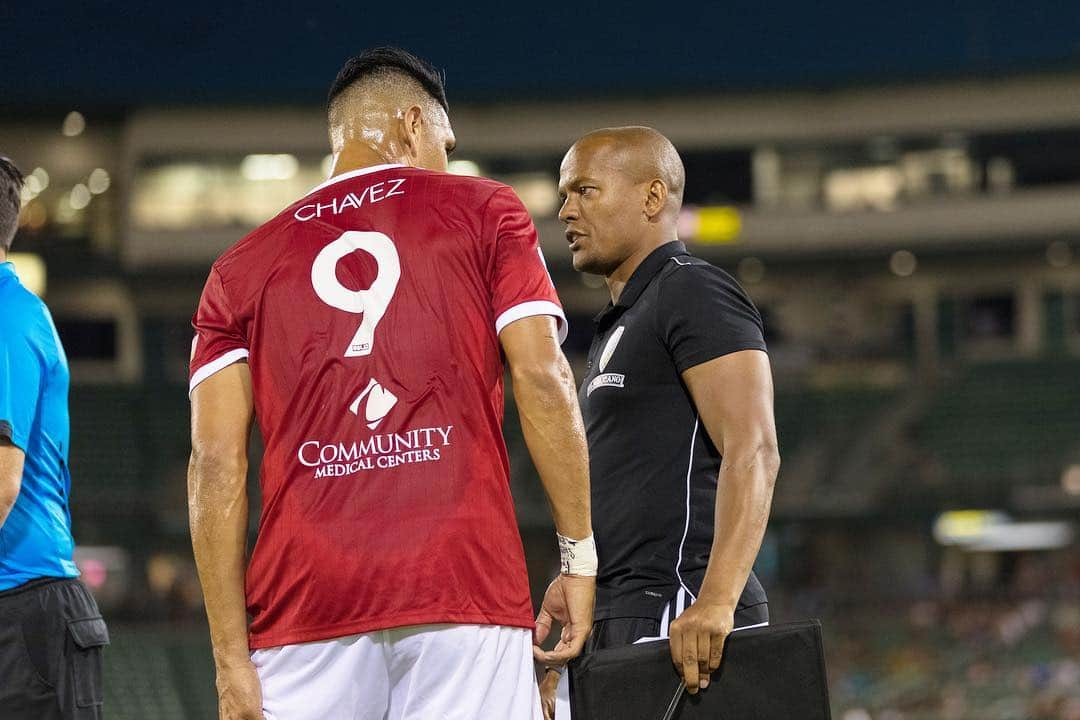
[8,252,47,296]
[241,154,299,181]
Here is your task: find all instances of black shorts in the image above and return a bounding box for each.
[0,577,110,720]
[585,598,769,653]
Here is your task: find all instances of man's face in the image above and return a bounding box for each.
[558,140,648,277]
[414,106,456,172]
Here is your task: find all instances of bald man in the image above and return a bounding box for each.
[188,47,595,720]
[543,127,778,718]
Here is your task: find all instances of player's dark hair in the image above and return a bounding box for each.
[328,46,448,115]
[0,156,23,252]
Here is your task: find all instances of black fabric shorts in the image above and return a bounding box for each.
[0,577,110,720]
[585,600,769,654]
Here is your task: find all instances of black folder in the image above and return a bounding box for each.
[568,620,831,720]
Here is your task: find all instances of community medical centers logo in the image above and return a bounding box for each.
[296,378,454,479]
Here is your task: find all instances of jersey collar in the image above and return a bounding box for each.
[593,241,689,323]
[611,239,689,308]
[305,163,407,197]
[0,261,16,280]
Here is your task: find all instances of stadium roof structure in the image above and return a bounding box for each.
[3,2,1080,110]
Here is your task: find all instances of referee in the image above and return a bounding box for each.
[0,157,109,719]
[545,127,779,718]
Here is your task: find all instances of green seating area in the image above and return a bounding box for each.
[102,624,215,720]
[913,359,1080,500]
[63,360,1080,518]
[774,388,898,458]
[69,388,146,496]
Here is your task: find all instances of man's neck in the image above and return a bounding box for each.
[330,142,409,178]
[605,235,675,304]
[0,250,7,264]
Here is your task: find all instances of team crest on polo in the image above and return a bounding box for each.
[599,325,625,372]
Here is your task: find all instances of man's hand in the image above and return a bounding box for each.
[668,600,733,694]
[539,669,561,720]
[216,659,264,720]
[533,574,596,666]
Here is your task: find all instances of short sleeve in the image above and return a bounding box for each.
[189,266,249,396]
[0,324,42,450]
[657,263,767,374]
[485,187,568,343]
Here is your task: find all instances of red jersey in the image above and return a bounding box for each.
[189,164,566,649]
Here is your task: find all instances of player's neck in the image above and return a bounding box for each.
[329,143,409,177]
[605,235,675,304]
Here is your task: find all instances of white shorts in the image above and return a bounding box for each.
[252,623,542,720]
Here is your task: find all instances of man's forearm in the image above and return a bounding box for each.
[697,443,778,610]
[0,498,15,530]
[512,355,592,540]
[0,443,24,530]
[188,450,252,667]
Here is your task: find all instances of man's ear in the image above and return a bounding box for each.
[399,105,425,163]
[644,179,669,220]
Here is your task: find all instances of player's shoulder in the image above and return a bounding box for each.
[210,220,278,281]
[414,167,505,191]
[0,280,54,348]
[0,276,49,328]
[411,168,517,208]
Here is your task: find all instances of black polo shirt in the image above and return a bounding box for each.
[580,241,769,621]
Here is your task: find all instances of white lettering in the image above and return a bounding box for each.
[338,192,361,211]
[296,424,453,479]
[586,373,626,397]
[298,440,321,466]
[294,179,408,222]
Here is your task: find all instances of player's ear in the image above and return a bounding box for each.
[644,179,668,221]
[399,104,425,163]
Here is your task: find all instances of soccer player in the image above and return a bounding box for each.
[187,48,595,720]
[0,156,110,719]
[543,127,778,718]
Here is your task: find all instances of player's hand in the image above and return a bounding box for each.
[539,668,561,720]
[667,601,733,695]
[215,659,265,720]
[533,573,595,666]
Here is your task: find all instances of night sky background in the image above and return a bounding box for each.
[3,1,1080,111]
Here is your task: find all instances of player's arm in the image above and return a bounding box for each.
[188,362,264,720]
[668,349,779,694]
[502,316,590,539]
[500,316,596,665]
[0,439,24,529]
[0,328,37,531]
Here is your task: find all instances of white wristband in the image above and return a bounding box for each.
[558,533,598,576]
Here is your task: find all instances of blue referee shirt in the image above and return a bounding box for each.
[0,261,79,590]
